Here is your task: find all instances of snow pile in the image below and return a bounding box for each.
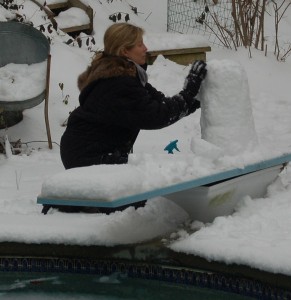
[0,61,47,101]
[40,164,144,201]
[199,59,258,155]
[54,7,90,29]
[169,170,291,275]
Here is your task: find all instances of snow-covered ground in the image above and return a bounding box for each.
[0,0,291,277]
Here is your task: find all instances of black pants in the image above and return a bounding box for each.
[61,150,129,170]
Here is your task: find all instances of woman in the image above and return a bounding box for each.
[60,22,207,169]
[44,23,207,214]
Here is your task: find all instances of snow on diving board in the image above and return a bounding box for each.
[37,153,291,215]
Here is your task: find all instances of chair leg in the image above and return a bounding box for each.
[41,205,52,215]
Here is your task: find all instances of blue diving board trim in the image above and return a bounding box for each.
[37,153,291,208]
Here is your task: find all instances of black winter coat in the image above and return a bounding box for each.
[60,56,200,169]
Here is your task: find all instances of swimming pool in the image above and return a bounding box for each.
[0,254,290,300]
[0,271,256,300]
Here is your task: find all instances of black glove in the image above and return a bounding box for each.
[183,60,207,97]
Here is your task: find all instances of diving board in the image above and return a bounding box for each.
[37,153,291,220]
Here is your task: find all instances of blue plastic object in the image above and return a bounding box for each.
[164,139,180,154]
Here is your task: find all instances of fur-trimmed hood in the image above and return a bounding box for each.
[78,55,137,91]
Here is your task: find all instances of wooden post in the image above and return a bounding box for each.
[45,54,53,149]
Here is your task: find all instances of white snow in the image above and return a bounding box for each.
[0,62,47,101]
[0,0,291,277]
[144,32,210,51]
[170,182,291,275]
[199,59,258,155]
[54,7,90,29]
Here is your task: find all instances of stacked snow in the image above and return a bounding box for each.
[198,59,258,155]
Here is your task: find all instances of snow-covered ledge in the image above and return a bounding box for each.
[145,32,211,65]
[147,46,211,65]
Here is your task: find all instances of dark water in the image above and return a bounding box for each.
[0,272,254,300]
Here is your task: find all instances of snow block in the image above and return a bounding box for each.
[199,59,258,155]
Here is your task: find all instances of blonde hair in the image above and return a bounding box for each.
[103,23,144,56]
[78,23,144,90]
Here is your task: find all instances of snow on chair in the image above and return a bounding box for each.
[0,21,52,149]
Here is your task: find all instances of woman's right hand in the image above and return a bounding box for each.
[183,60,207,97]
